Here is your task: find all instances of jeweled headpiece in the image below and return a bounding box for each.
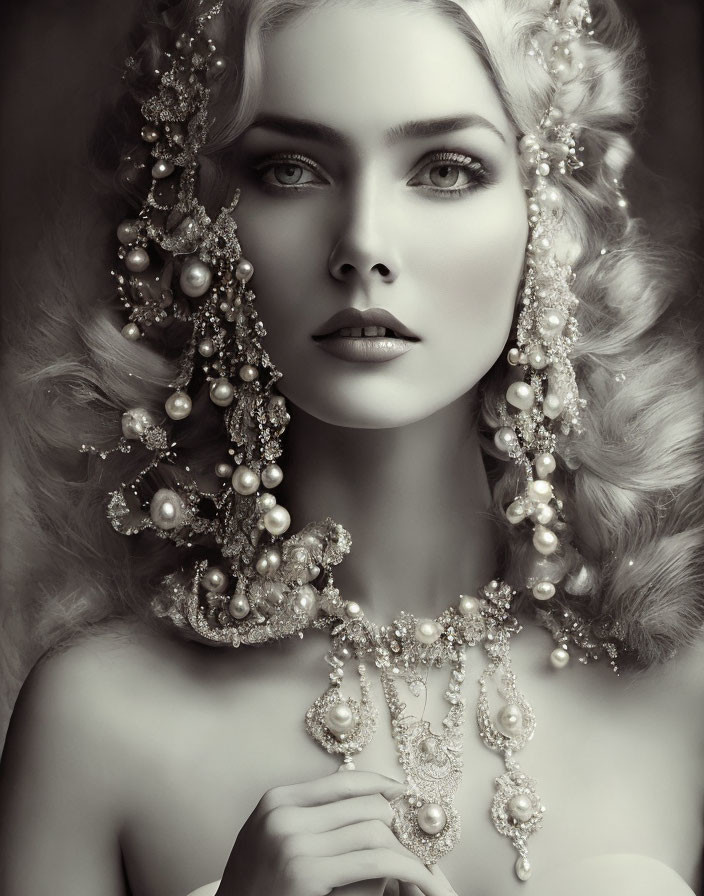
[88,0,620,661]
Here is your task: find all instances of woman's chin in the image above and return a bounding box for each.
[281,388,470,431]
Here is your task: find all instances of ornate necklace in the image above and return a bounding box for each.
[303,579,543,881]
[153,517,620,883]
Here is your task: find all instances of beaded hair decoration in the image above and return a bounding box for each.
[83,0,630,880]
[89,0,622,663]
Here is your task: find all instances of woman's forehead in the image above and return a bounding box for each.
[253,2,512,144]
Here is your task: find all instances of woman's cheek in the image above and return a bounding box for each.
[425,201,528,345]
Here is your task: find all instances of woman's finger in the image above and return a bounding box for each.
[430,865,454,890]
[261,770,406,811]
[398,883,425,896]
[333,881,388,896]
[317,849,458,896]
[300,793,396,833]
[302,818,420,859]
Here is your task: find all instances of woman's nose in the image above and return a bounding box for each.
[327,175,400,286]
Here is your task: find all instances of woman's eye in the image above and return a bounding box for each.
[410,154,489,195]
[254,157,324,190]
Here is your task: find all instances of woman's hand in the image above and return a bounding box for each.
[216,770,458,896]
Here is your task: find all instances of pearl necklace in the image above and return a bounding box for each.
[304,580,544,882]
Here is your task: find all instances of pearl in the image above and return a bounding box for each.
[345,601,363,619]
[255,548,281,578]
[335,645,353,662]
[215,462,234,478]
[229,594,250,619]
[506,382,534,411]
[202,567,228,594]
[416,803,447,835]
[539,308,567,339]
[508,794,535,823]
[198,338,215,357]
[532,502,556,526]
[543,187,562,210]
[121,407,156,439]
[152,159,175,179]
[458,595,480,616]
[117,219,140,244]
[515,856,532,881]
[180,258,212,298]
[534,452,556,479]
[537,161,551,177]
[268,394,286,411]
[507,348,522,366]
[533,235,552,255]
[209,55,227,77]
[415,620,442,645]
[543,393,564,420]
[261,464,283,489]
[141,125,160,143]
[235,259,254,282]
[165,391,192,420]
[527,479,553,503]
[506,499,527,525]
[239,365,258,382]
[550,647,570,669]
[149,488,185,530]
[325,701,357,737]
[532,581,556,601]
[494,427,517,454]
[121,322,141,341]
[527,347,548,370]
[210,378,235,407]
[125,247,150,272]
[519,134,540,155]
[265,549,282,572]
[257,492,277,511]
[292,585,317,616]
[263,504,291,536]
[533,526,559,556]
[264,582,286,607]
[497,703,523,736]
[232,466,260,496]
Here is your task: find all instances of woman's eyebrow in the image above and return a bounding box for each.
[244,113,507,146]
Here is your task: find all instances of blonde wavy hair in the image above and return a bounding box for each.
[4,0,704,703]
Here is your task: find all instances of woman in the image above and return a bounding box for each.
[1,0,703,894]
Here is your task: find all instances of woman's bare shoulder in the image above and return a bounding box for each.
[0,618,168,894]
[2,618,193,777]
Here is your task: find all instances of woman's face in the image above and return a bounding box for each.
[229,0,528,429]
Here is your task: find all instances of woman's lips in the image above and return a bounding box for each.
[313,327,417,362]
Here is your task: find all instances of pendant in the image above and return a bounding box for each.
[392,796,461,865]
[477,637,543,881]
[305,663,377,760]
[381,648,468,866]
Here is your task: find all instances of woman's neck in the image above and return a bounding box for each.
[279,392,499,620]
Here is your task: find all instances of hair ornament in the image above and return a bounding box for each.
[81,0,629,663]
